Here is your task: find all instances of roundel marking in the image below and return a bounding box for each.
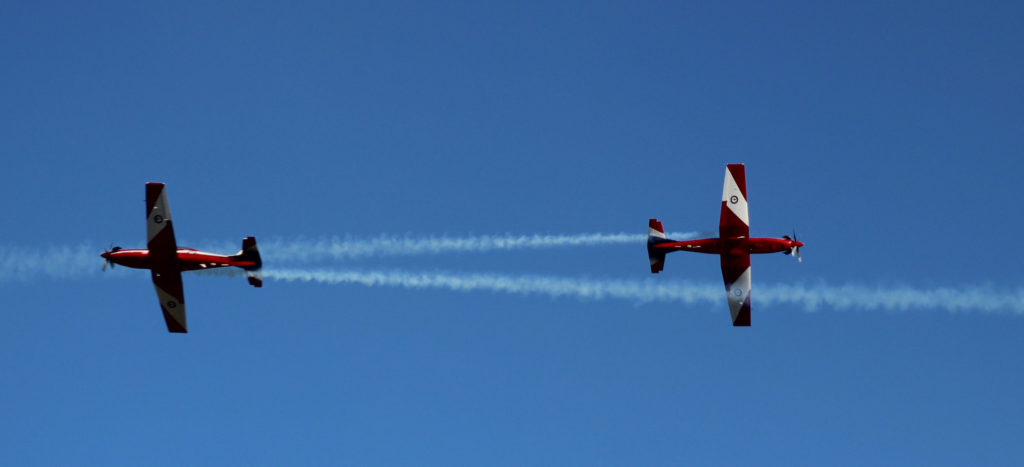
[730,195,739,204]
[154,214,164,224]
[167,300,177,308]
[733,288,743,297]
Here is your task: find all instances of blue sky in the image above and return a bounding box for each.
[2,1,1023,465]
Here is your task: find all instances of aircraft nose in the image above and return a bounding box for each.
[100,252,109,259]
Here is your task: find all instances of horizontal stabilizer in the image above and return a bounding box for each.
[649,252,666,274]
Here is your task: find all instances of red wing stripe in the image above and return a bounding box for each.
[719,203,750,239]
[727,164,747,200]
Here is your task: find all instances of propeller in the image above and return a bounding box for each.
[782,230,802,262]
[102,244,122,271]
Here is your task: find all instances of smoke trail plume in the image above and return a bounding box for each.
[0,244,100,281]
[261,268,1024,315]
[8,240,1023,315]
[255,232,701,263]
[1,231,689,281]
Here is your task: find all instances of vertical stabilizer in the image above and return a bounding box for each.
[231,236,263,288]
[647,219,669,273]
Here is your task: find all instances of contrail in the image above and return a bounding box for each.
[251,232,702,263]
[260,268,1024,315]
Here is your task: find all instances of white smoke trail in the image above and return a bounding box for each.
[255,232,701,263]
[0,231,692,281]
[262,268,719,303]
[262,268,1024,315]
[8,241,1023,315]
[0,244,101,281]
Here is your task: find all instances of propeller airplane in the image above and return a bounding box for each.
[647,164,803,326]
[101,183,262,333]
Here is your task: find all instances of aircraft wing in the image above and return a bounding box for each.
[152,269,187,333]
[720,252,751,326]
[720,163,749,239]
[146,183,186,332]
[146,183,179,268]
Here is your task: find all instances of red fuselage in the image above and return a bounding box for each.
[100,248,259,272]
[652,237,804,256]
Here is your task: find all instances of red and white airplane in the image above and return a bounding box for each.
[647,164,803,326]
[101,183,263,333]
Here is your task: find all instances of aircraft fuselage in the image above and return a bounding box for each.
[651,237,801,255]
[101,248,259,271]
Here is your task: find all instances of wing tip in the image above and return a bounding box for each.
[723,163,748,202]
[731,302,751,326]
[163,314,188,333]
[158,298,187,333]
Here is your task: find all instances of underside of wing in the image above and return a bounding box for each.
[720,164,750,239]
[720,252,751,326]
[146,183,179,269]
[152,269,187,333]
[146,183,185,333]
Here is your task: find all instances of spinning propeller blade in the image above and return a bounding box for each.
[102,244,120,271]
[792,230,801,262]
[784,230,802,262]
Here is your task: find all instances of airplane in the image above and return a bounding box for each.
[647,164,803,326]
[101,182,263,333]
